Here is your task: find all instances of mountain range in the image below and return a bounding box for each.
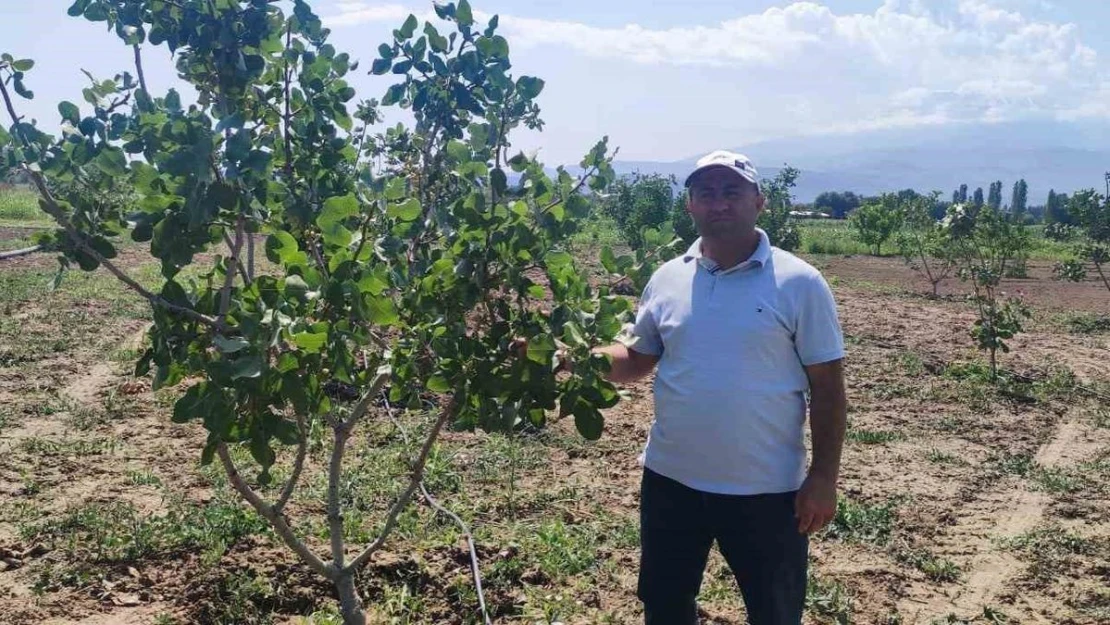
[610,121,1110,205]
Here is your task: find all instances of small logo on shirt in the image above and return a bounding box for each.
[757,307,763,313]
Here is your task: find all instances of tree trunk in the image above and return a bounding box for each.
[336,573,367,625]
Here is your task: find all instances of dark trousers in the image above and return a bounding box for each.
[637,467,808,625]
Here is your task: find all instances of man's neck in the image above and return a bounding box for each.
[700,230,761,270]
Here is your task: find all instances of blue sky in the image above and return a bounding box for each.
[3,1,1109,164]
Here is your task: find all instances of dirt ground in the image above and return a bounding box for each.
[0,244,1107,624]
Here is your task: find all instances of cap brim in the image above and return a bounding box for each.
[684,164,760,189]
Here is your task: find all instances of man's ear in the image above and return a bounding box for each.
[756,192,766,215]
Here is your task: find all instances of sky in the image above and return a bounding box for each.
[3,0,1110,164]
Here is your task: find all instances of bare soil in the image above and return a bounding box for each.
[0,244,1107,624]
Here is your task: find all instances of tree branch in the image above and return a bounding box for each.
[217,215,246,328]
[25,167,219,327]
[133,44,149,94]
[216,443,334,579]
[274,413,308,513]
[328,420,350,569]
[345,393,459,574]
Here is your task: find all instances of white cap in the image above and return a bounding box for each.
[684,150,760,191]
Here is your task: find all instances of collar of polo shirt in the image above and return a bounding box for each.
[683,228,773,275]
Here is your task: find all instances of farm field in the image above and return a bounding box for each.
[1,193,1108,624]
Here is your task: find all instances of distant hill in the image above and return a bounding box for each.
[609,120,1110,204]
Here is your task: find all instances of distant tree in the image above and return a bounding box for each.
[602,172,676,249]
[671,189,697,245]
[942,204,1033,380]
[1010,179,1028,220]
[1054,189,1110,293]
[850,194,904,255]
[1045,190,1074,225]
[953,184,969,204]
[759,166,802,251]
[988,181,1003,211]
[813,190,861,219]
[897,192,956,296]
[973,187,985,208]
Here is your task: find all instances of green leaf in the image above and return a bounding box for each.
[388,198,421,221]
[600,246,618,273]
[400,14,419,39]
[266,231,307,266]
[573,402,604,441]
[13,78,33,100]
[371,58,391,75]
[563,321,587,348]
[94,147,128,177]
[13,59,34,72]
[292,331,328,353]
[456,0,474,26]
[366,294,399,326]
[58,101,80,125]
[527,284,546,299]
[526,334,555,365]
[545,250,573,270]
[517,76,545,99]
[284,275,312,299]
[427,376,450,393]
[382,83,406,106]
[230,353,264,380]
[214,335,250,354]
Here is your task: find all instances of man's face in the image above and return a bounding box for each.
[686,167,765,239]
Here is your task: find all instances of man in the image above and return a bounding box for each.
[593,150,848,624]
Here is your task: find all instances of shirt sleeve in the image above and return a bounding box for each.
[794,272,845,366]
[627,280,663,356]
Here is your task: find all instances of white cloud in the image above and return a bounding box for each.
[323,0,1109,150]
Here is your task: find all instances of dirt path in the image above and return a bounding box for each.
[899,407,1101,623]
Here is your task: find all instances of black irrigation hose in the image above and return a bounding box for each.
[382,396,493,625]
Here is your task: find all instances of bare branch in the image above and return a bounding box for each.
[327,422,349,568]
[216,443,334,579]
[247,231,256,282]
[345,394,459,573]
[217,216,246,328]
[274,413,308,513]
[133,44,149,93]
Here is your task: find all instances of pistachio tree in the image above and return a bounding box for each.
[1053,189,1110,293]
[0,1,667,622]
[942,203,1031,379]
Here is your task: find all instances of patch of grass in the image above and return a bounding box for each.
[529,518,600,580]
[897,351,926,376]
[1058,312,1110,335]
[893,544,961,582]
[192,569,276,625]
[1029,466,1087,494]
[988,452,1035,478]
[925,449,967,466]
[847,426,907,445]
[805,572,853,624]
[18,495,269,565]
[1068,587,1110,622]
[823,497,895,545]
[127,469,163,487]
[1003,524,1099,585]
[930,605,1012,624]
[19,435,119,457]
[0,187,47,223]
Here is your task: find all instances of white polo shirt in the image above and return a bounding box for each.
[630,229,845,495]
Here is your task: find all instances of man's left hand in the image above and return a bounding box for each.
[794,472,837,534]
